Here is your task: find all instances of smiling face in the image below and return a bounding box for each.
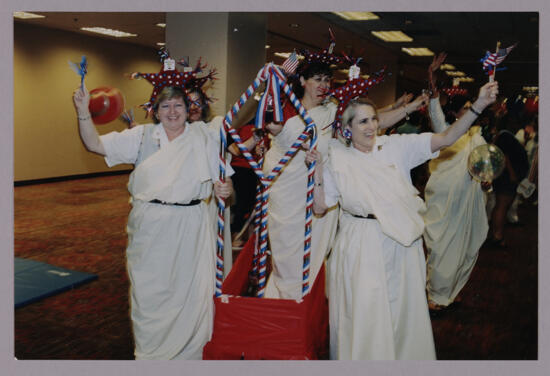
[156,96,187,129]
[300,74,331,107]
[346,103,379,153]
[187,91,204,122]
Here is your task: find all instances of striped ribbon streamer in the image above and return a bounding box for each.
[215,122,228,297]
[216,63,319,298]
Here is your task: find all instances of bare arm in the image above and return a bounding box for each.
[378,92,413,113]
[428,52,447,99]
[431,81,499,153]
[73,84,106,155]
[378,93,429,129]
[227,130,261,156]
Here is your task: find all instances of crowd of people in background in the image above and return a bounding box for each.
[73,39,537,360]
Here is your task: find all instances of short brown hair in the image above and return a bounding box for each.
[152,86,189,124]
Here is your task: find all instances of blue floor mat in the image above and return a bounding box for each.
[14,257,98,309]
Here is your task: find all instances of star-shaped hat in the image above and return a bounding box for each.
[130,48,216,115]
[329,57,386,136]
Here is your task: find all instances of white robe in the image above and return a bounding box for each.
[101,123,225,359]
[424,98,489,306]
[263,102,339,299]
[324,135,437,360]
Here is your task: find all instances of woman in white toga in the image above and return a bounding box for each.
[73,85,233,359]
[307,80,498,359]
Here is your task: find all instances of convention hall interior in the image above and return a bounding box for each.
[13,11,538,361]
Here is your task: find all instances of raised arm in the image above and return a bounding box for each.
[428,96,448,133]
[73,84,106,156]
[430,81,499,153]
[378,92,413,113]
[378,93,429,129]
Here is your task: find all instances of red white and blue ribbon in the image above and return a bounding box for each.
[215,63,319,298]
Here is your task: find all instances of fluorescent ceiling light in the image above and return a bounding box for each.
[14,11,45,19]
[372,31,413,42]
[445,71,466,77]
[156,42,166,46]
[440,64,456,70]
[522,86,538,91]
[80,27,137,38]
[401,47,434,56]
[456,77,474,82]
[265,45,271,49]
[333,12,379,21]
[156,23,166,28]
[274,52,304,60]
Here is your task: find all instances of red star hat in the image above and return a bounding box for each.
[298,28,343,70]
[130,48,216,116]
[329,57,386,137]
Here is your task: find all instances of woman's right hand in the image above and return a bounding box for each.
[73,84,90,113]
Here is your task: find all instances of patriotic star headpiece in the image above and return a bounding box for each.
[130,48,217,116]
[298,28,343,72]
[329,57,386,137]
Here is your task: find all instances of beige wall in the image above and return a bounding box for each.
[166,13,266,127]
[14,23,160,182]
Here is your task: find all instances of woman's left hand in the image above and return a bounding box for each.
[214,178,233,199]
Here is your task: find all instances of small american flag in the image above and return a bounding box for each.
[282,51,299,75]
[482,43,517,71]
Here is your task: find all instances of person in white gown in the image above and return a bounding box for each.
[73,85,233,359]
[423,53,490,310]
[264,61,427,300]
[306,80,499,359]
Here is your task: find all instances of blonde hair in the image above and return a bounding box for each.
[341,97,379,128]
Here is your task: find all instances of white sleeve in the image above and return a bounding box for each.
[99,125,145,167]
[428,97,449,133]
[323,163,339,208]
[392,133,439,171]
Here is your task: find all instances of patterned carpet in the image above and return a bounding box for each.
[14,174,538,360]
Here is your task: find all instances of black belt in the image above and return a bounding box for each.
[149,199,201,206]
[352,213,377,219]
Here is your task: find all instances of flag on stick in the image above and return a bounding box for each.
[281,51,299,76]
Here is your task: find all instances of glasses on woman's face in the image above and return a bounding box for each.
[189,99,203,108]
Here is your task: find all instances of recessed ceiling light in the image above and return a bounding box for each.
[456,77,474,83]
[440,64,456,70]
[333,12,379,21]
[156,23,166,28]
[445,71,466,77]
[401,47,434,56]
[372,31,413,42]
[80,27,137,38]
[156,42,166,46]
[13,11,45,19]
[265,45,271,49]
